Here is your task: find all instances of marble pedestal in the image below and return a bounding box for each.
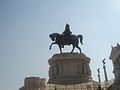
[48,53,91,85]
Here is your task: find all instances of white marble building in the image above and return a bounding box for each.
[108,43,120,90]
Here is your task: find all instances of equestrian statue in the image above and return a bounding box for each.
[49,24,83,53]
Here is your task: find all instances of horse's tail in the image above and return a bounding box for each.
[77,34,83,45]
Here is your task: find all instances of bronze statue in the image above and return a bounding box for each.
[49,24,83,53]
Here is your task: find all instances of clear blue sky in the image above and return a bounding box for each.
[0,0,120,90]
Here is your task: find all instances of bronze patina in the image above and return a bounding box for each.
[49,24,83,53]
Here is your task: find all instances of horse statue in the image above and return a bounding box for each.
[49,33,83,53]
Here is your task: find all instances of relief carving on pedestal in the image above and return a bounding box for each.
[87,65,91,75]
[84,64,88,74]
[59,65,64,75]
[82,64,88,74]
[49,66,54,79]
[77,64,82,74]
[79,63,91,76]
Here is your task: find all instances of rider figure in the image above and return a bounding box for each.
[62,24,72,42]
[62,24,72,37]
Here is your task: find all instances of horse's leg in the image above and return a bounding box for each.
[76,46,82,53]
[71,45,75,53]
[58,45,62,53]
[49,42,56,50]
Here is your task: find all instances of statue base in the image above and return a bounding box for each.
[48,53,92,85]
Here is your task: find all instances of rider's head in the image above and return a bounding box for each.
[65,24,70,29]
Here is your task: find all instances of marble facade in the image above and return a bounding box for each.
[108,43,120,90]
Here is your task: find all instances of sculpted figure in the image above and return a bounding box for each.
[49,67,53,78]
[62,24,72,43]
[62,24,72,36]
[49,24,83,53]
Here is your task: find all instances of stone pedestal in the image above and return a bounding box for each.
[48,53,91,85]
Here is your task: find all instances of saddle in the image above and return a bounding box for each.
[61,35,71,44]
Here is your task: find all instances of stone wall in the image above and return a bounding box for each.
[19,77,46,90]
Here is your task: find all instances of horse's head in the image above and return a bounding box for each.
[49,33,61,41]
[49,34,55,41]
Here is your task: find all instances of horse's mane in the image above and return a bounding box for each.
[52,33,61,35]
